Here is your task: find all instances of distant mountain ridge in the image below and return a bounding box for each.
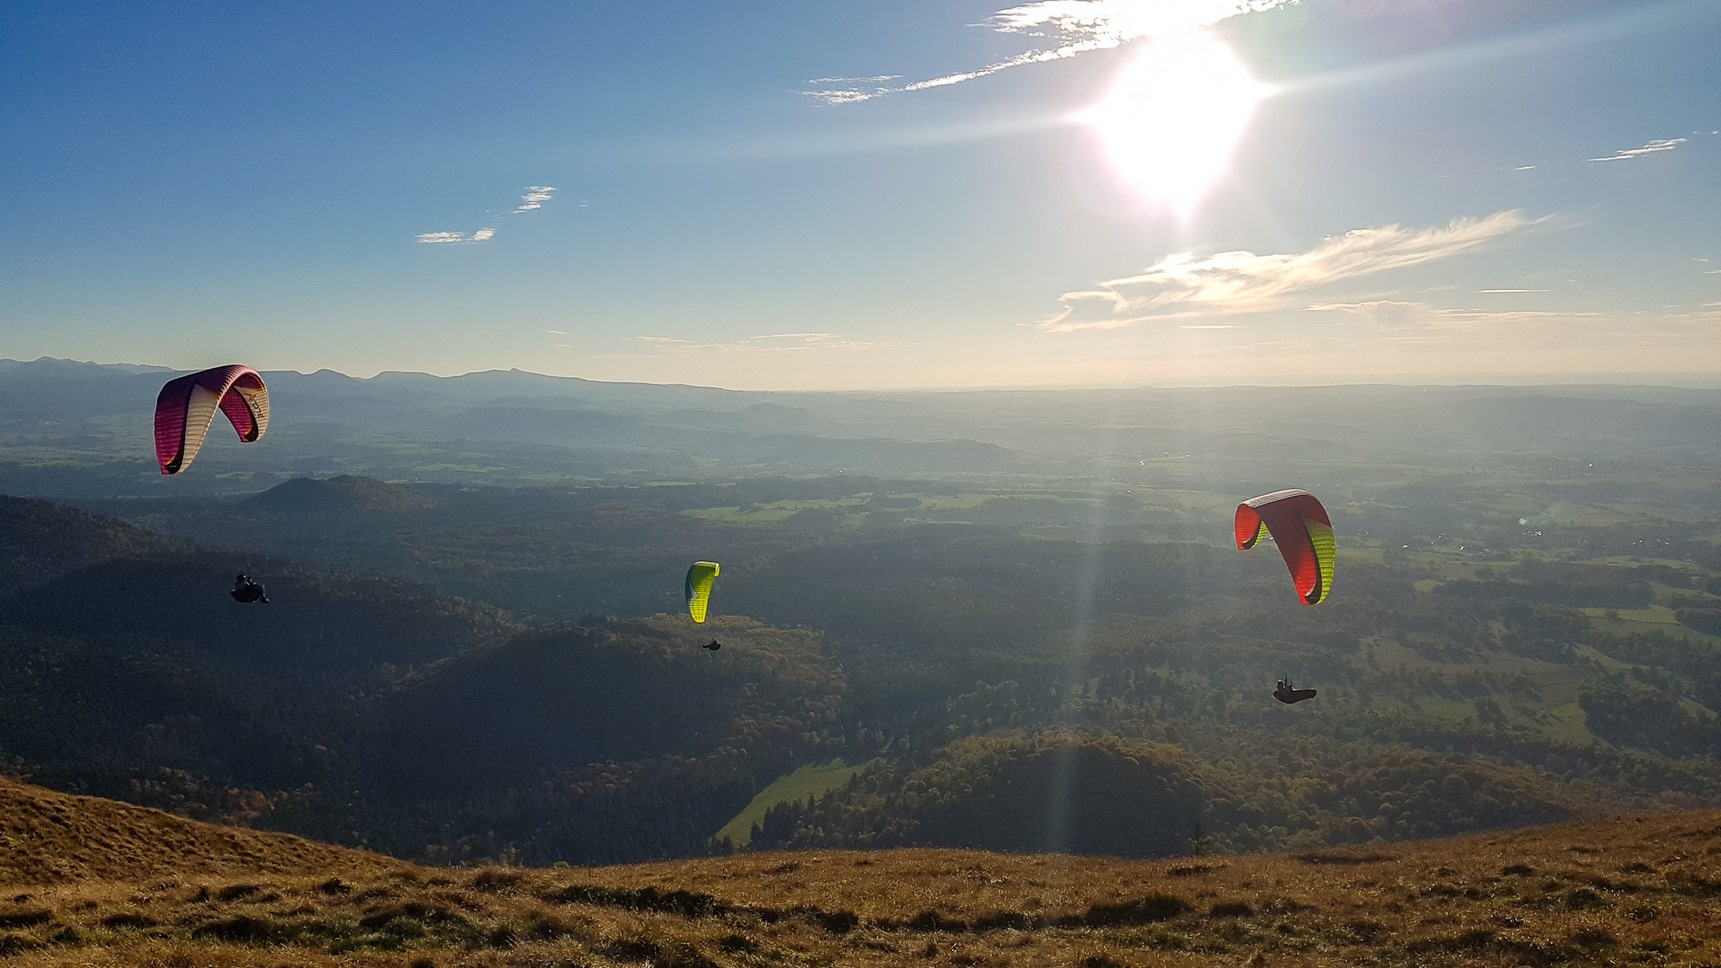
[6,357,1721,501]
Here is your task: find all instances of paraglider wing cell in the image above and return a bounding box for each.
[1235,489,1334,605]
[685,561,720,623]
[154,365,270,474]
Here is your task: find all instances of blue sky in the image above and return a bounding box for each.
[2,0,1717,389]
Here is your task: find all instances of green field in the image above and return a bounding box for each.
[715,758,872,847]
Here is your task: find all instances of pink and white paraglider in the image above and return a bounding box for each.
[153,365,270,475]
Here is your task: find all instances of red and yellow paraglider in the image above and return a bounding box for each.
[1234,489,1334,606]
[153,365,270,474]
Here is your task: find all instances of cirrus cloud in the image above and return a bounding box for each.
[1038,211,1548,332]
[1589,137,1687,163]
[806,0,1294,104]
[415,227,497,245]
[416,185,559,245]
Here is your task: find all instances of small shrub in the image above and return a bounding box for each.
[1295,850,1394,865]
[0,932,46,956]
[599,935,662,961]
[471,869,523,894]
[908,909,968,932]
[1346,918,1384,941]
[1082,893,1190,926]
[1167,863,1220,877]
[0,908,53,929]
[972,910,1032,931]
[523,911,579,941]
[1209,900,1253,918]
[485,924,519,948]
[191,914,277,942]
[805,908,859,933]
[719,933,759,953]
[658,942,720,968]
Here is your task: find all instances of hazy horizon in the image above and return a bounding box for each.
[11,354,1721,396]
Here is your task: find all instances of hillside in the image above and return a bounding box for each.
[0,775,1716,965]
[0,776,401,884]
[0,496,170,588]
[242,475,436,514]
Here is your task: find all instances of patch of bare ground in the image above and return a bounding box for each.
[3,776,1720,965]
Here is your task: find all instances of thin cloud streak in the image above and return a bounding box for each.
[806,0,1295,104]
[416,227,497,245]
[417,185,557,245]
[513,186,556,213]
[1039,211,1546,332]
[1589,137,1687,162]
[1307,300,1602,331]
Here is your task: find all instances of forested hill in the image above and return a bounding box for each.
[241,474,436,513]
[0,494,516,827]
[0,495,171,587]
[0,494,845,865]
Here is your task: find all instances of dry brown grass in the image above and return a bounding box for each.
[0,776,405,884]
[3,775,1720,966]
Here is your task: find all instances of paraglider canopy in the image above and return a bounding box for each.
[685,561,720,623]
[1235,489,1335,606]
[155,365,270,474]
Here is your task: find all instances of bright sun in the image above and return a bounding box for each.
[1080,28,1269,217]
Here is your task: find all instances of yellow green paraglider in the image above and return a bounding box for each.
[685,561,720,623]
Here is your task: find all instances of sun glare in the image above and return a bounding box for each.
[1080,28,1269,218]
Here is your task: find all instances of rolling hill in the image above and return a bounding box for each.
[0,775,401,885]
[0,774,1716,966]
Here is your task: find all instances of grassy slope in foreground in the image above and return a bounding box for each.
[2,776,1720,965]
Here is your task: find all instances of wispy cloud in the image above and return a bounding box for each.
[513,186,556,213]
[1589,137,1686,162]
[1039,211,1546,332]
[415,227,497,245]
[806,0,1294,104]
[416,185,558,245]
[1306,299,1601,331]
[1477,288,1549,294]
[634,332,911,354]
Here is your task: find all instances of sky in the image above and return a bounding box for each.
[2,0,1718,390]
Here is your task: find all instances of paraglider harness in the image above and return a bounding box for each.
[1274,677,1316,704]
[231,572,270,605]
